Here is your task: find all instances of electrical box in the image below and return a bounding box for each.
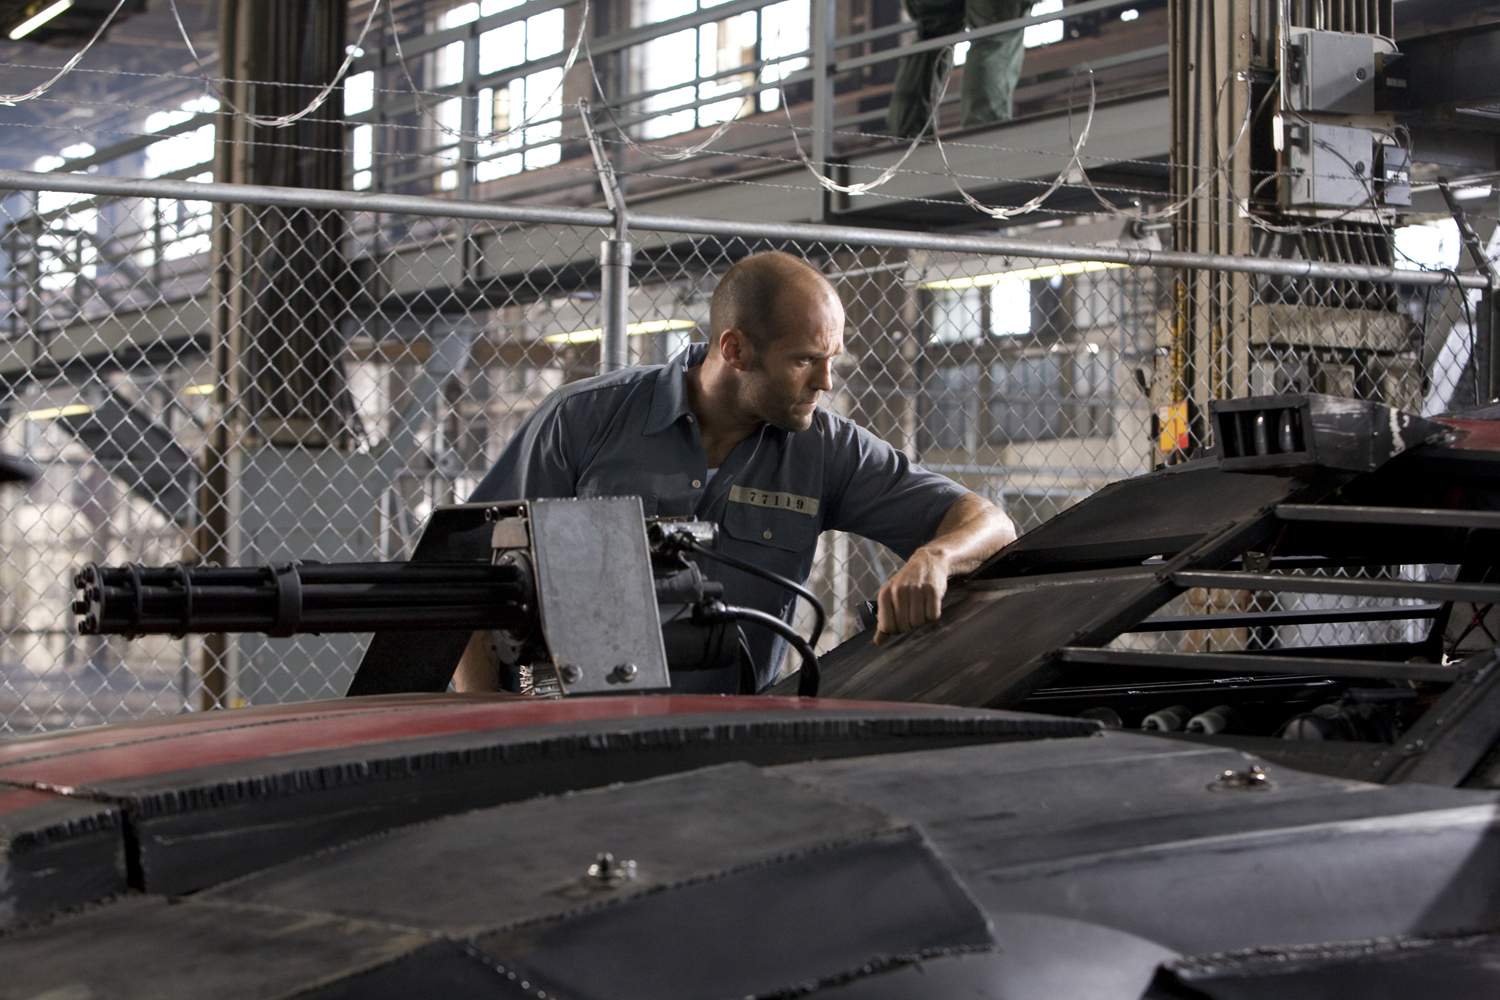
[1288,29,1377,114]
[1286,123,1373,209]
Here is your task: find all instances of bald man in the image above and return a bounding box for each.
[460,251,1015,693]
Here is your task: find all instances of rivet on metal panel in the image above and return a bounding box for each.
[610,663,639,683]
[587,852,637,886]
[1208,764,1272,791]
[559,664,582,684]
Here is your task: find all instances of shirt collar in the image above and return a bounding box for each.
[644,341,708,435]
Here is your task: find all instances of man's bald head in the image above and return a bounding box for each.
[696,251,845,433]
[708,251,840,355]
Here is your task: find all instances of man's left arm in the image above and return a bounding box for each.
[823,420,1016,642]
[873,492,1015,644]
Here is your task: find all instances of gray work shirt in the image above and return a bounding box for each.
[471,343,969,690]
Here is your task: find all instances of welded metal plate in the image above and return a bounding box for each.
[807,573,1163,706]
[208,764,900,932]
[0,790,124,928]
[476,829,993,1000]
[0,695,1069,901]
[0,896,434,1000]
[787,733,1500,963]
[528,496,671,694]
[979,465,1306,573]
[3,766,990,999]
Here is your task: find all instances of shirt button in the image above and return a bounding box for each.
[762,530,773,540]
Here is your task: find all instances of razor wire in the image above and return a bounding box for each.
[4,95,1460,242]
[0,0,132,106]
[4,49,1482,212]
[0,172,1486,733]
[7,0,1482,231]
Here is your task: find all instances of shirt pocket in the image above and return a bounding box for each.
[720,498,820,559]
[715,501,821,626]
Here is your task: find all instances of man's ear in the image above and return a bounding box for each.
[720,328,753,371]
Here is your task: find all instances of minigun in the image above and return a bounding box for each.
[73,497,821,697]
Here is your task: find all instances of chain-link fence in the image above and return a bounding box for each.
[0,170,1487,731]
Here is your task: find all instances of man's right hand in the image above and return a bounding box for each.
[873,545,951,644]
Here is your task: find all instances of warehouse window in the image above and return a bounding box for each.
[426,1,565,183]
[1072,343,1114,438]
[472,0,565,178]
[633,0,806,137]
[350,124,374,190]
[345,70,374,116]
[989,353,1065,441]
[990,275,1031,336]
[758,0,810,113]
[920,348,1123,447]
[136,97,217,265]
[345,71,375,190]
[925,362,980,450]
[924,273,1114,450]
[32,145,99,292]
[929,287,983,344]
[987,345,1114,443]
[955,0,1065,65]
[436,3,477,85]
[926,277,1032,342]
[143,96,217,178]
[1024,0,1065,47]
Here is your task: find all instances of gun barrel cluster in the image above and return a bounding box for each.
[73,561,533,637]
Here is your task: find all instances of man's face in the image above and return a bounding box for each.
[740,288,844,432]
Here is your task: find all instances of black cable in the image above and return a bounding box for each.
[1444,268,1482,406]
[697,600,820,697]
[678,538,827,648]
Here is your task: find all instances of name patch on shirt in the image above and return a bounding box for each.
[728,485,820,517]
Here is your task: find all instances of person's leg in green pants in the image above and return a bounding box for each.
[886,0,965,138]
[960,0,1034,127]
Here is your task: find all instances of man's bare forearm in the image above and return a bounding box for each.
[874,493,1016,641]
[919,492,1016,575]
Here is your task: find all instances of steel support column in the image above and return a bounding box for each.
[600,238,633,372]
[1166,0,1254,463]
[199,0,352,710]
[809,0,836,223]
